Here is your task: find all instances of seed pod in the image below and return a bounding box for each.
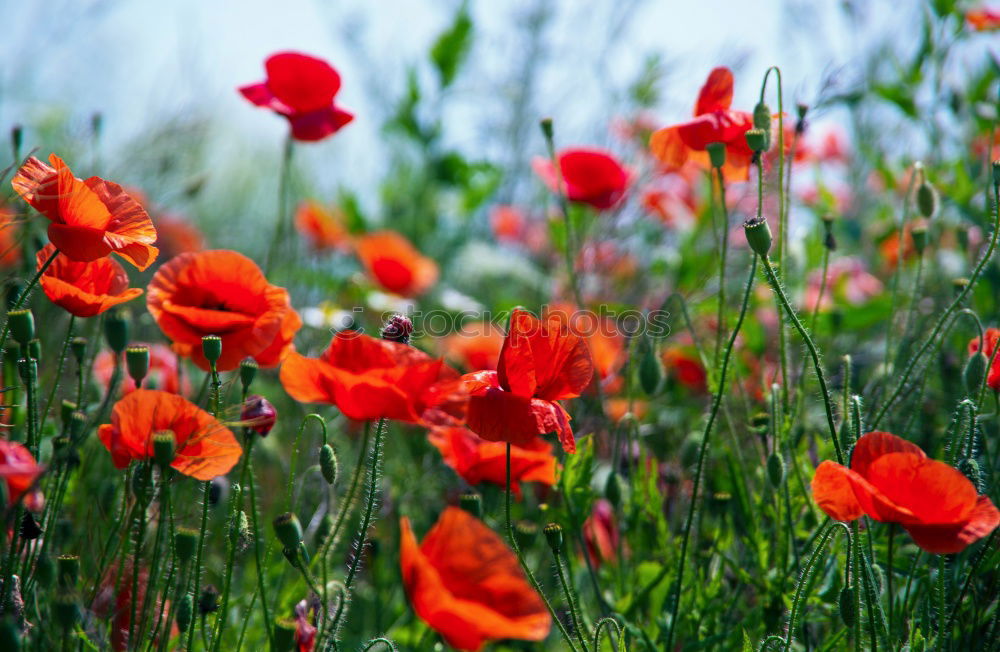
[911,225,928,255]
[964,352,988,396]
[543,523,563,554]
[7,309,33,346]
[745,128,768,153]
[706,142,726,169]
[744,216,773,257]
[70,337,87,364]
[126,345,150,387]
[201,335,222,364]
[104,309,130,354]
[459,493,482,518]
[176,593,194,632]
[766,452,785,488]
[152,430,177,469]
[319,444,338,485]
[514,521,538,549]
[273,512,303,550]
[239,357,258,391]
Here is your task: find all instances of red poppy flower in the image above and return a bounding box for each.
[662,347,707,393]
[543,304,624,388]
[428,426,556,498]
[0,205,21,269]
[440,322,504,371]
[969,327,1000,392]
[650,67,754,182]
[967,7,1000,30]
[489,205,526,243]
[295,200,352,253]
[0,440,43,510]
[147,250,301,371]
[583,499,620,567]
[153,214,204,260]
[400,507,551,651]
[462,309,594,454]
[37,243,142,318]
[94,344,190,396]
[239,51,354,142]
[98,389,242,480]
[280,330,463,424]
[354,231,438,297]
[811,431,1000,553]
[532,148,630,210]
[11,154,158,269]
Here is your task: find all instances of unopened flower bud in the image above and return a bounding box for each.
[706,142,726,169]
[201,335,222,364]
[104,309,130,354]
[965,352,988,396]
[543,523,563,554]
[176,593,193,632]
[766,452,785,488]
[273,512,303,550]
[126,345,150,387]
[745,128,768,153]
[459,493,482,518]
[539,117,554,144]
[175,528,199,564]
[639,339,663,396]
[198,585,220,614]
[916,181,938,218]
[241,395,277,437]
[753,102,772,147]
[239,358,258,391]
[10,125,23,158]
[605,472,626,508]
[743,216,773,257]
[381,313,413,344]
[152,430,177,469]
[839,586,855,627]
[319,444,338,485]
[8,309,33,346]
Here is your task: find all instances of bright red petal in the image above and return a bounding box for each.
[694,67,734,115]
[265,52,341,113]
[811,460,863,522]
[904,495,1000,554]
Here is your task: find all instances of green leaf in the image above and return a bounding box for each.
[430,4,473,88]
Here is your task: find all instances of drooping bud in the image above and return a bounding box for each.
[176,593,194,632]
[8,309,34,346]
[743,216,773,257]
[126,345,150,387]
[766,452,785,488]
[543,523,564,554]
[175,528,199,564]
[916,180,938,218]
[964,352,988,396]
[381,313,414,344]
[319,444,338,485]
[638,338,663,396]
[57,555,80,589]
[241,395,277,437]
[198,585,220,614]
[239,358,258,391]
[273,512,303,550]
[201,335,222,365]
[459,493,482,518]
[152,430,177,469]
[706,142,726,169]
[839,586,856,627]
[745,128,768,153]
[104,309,130,354]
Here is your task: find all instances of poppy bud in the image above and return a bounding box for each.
[795,103,809,134]
[459,493,482,518]
[51,594,80,631]
[201,335,222,364]
[10,124,22,158]
[57,555,80,589]
[273,512,303,550]
[209,477,227,506]
[152,430,177,469]
[539,117,554,144]
[639,339,663,396]
[680,432,702,469]
[198,584,220,615]
[319,444,338,485]
[992,160,1000,187]
[241,395,277,437]
[750,412,770,429]
[706,142,726,169]
[381,313,413,344]
[0,616,20,652]
[753,101,772,147]
[8,309,33,346]
[239,358,258,391]
[70,337,87,364]
[104,309,130,354]
[176,593,194,632]
[515,521,538,549]
[34,554,55,588]
[175,528,199,564]
[911,225,928,255]
[67,411,86,441]
[543,523,563,554]
[27,339,40,362]
[957,458,981,490]
[952,277,970,296]
[605,472,626,508]
[822,214,837,251]
[20,512,42,541]
[274,619,297,652]
[766,452,785,488]
[839,586,855,627]
[745,128,768,153]
[126,345,150,387]
[916,181,938,218]
[743,216,773,257]
[60,400,76,426]
[964,352,988,396]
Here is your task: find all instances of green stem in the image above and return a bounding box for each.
[314,422,370,571]
[0,248,59,362]
[186,480,212,651]
[344,418,387,591]
[264,135,294,275]
[245,437,275,650]
[784,521,849,651]
[886,524,895,647]
[714,165,730,370]
[211,482,243,652]
[39,315,75,435]
[554,548,590,652]
[665,254,758,649]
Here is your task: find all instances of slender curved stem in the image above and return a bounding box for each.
[784,521,850,651]
[39,315,75,434]
[244,436,274,650]
[554,547,590,652]
[344,417,386,590]
[666,254,759,649]
[0,248,59,362]
[314,422,371,571]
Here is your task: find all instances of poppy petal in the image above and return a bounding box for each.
[694,67,734,115]
[265,52,342,113]
[850,431,926,478]
[811,460,864,521]
[864,453,978,525]
[904,495,1000,554]
[649,125,690,170]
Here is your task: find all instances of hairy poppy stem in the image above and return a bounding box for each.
[186,479,212,651]
[315,422,370,572]
[666,254,758,650]
[713,165,730,371]
[886,524,895,645]
[244,436,275,650]
[211,482,242,651]
[783,521,850,651]
[39,315,75,435]
[505,443,580,652]
[344,417,387,591]
[0,248,59,363]
[758,255,845,465]
[553,547,590,652]
[873,178,1000,429]
[264,135,295,275]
